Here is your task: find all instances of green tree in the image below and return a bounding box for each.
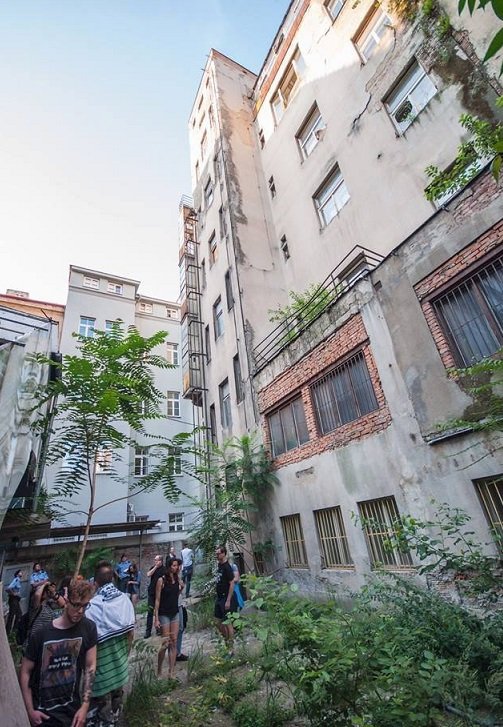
[33,323,187,575]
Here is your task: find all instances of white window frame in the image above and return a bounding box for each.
[354,6,392,62]
[107,281,123,295]
[79,316,95,338]
[325,0,346,21]
[384,60,436,134]
[204,178,214,208]
[139,302,153,314]
[134,447,149,477]
[166,307,178,320]
[83,276,99,290]
[95,449,112,474]
[213,297,224,339]
[270,48,305,123]
[313,166,350,227]
[219,378,232,429]
[166,342,179,366]
[167,391,181,418]
[296,105,325,160]
[209,232,218,266]
[168,512,184,532]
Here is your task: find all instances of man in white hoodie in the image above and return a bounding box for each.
[86,561,135,727]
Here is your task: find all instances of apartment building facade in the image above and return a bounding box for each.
[44,265,199,550]
[180,0,503,589]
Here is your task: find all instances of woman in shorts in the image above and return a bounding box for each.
[154,557,183,679]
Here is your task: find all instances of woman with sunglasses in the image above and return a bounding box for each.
[154,557,183,679]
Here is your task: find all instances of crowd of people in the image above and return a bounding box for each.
[4,542,244,727]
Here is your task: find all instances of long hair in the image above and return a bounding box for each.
[164,556,180,585]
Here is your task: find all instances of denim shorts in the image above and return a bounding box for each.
[159,613,179,625]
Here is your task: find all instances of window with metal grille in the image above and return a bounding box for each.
[134,447,149,477]
[358,496,413,569]
[314,506,353,567]
[268,396,309,457]
[432,255,503,366]
[280,514,308,567]
[474,475,503,553]
[310,351,378,435]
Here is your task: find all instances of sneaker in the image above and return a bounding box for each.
[176,653,188,661]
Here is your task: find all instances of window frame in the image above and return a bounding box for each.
[313,165,350,228]
[268,176,276,198]
[167,390,181,418]
[280,235,290,261]
[205,324,211,363]
[168,512,184,532]
[83,276,99,290]
[134,447,149,477]
[296,104,325,160]
[353,5,392,63]
[474,475,503,553]
[384,59,437,134]
[213,297,224,339]
[225,270,234,310]
[280,514,308,567]
[314,506,353,567]
[209,232,218,267]
[166,342,179,366]
[79,316,96,338]
[310,349,379,435]
[270,47,305,123]
[139,302,153,314]
[325,0,346,21]
[95,449,112,475]
[233,353,244,404]
[267,395,310,458]
[219,378,232,429]
[166,307,178,320]
[204,177,214,208]
[358,496,413,569]
[107,281,123,295]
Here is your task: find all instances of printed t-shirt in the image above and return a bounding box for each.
[25,617,97,727]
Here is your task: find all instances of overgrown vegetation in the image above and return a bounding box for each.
[268,284,338,346]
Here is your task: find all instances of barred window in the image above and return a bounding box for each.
[358,496,413,569]
[433,255,503,366]
[310,351,378,435]
[268,396,309,457]
[474,475,503,553]
[314,506,352,567]
[280,514,308,567]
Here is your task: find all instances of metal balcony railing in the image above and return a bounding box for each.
[252,246,384,373]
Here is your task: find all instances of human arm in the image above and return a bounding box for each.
[71,644,96,727]
[225,565,235,610]
[20,657,49,726]
[154,577,162,629]
[147,563,158,577]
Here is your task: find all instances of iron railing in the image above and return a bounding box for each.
[252,245,384,373]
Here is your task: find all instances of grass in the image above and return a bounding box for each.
[189,595,215,631]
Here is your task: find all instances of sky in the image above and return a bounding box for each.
[0,0,288,305]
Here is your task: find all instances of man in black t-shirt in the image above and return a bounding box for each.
[20,579,97,727]
[214,545,238,655]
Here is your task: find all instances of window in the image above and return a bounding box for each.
[107,282,123,295]
[95,449,112,474]
[270,48,306,122]
[139,302,153,314]
[105,320,114,334]
[385,60,436,134]
[168,446,182,476]
[214,154,222,181]
[213,297,224,339]
[296,105,325,159]
[166,342,179,366]
[219,205,227,238]
[168,512,184,532]
[167,391,181,418]
[268,176,276,198]
[280,235,290,261]
[198,112,205,129]
[354,5,392,62]
[205,325,211,362]
[209,232,218,266]
[313,166,350,227]
[258,128,265,149]
[233,354,244,403]
[204,177,214,208]
[79,316,95,338]
[219,378,232,428]
[253,551,265,574]
[209,404,217,444]
[208,106,214,128]
[195,161,200,182]
[201,260,207,289]
[358,496,413,568]
[83,276,99,289]
[325,0,346,21]
[166,306,178,319]
[432,255,503,366]
[225,270,234,310]
[134,447,149,477]
[310,351,378,435]
[426,149,490,207]
[280,514,308,567]
[201,131,208,159]
[474,476,503,553]
[314,506,353,567]
[268,396,309,457]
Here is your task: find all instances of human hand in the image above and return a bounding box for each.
[225,600,231,611]
[28,709,49,726]
[71,704,89,727]
[154,618,160,630]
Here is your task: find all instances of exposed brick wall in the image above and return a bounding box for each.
[415,219,503,369]
[452,173,502,225]
[258,314,391,468]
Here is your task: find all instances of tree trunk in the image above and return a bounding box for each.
[0,584,30,726]
[74,469,96,577]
